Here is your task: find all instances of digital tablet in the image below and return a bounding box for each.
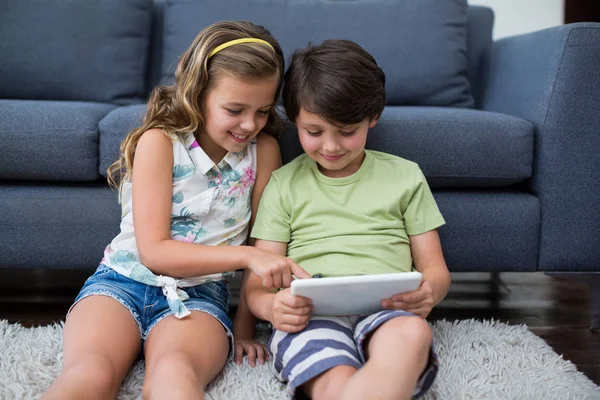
[290,272,422,316]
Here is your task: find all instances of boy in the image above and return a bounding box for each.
[244,39,450,400]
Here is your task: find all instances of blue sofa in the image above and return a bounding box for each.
[1,0,599,327]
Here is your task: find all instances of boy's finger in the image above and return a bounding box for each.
[278,322,309,333]
[281,303,312,316]
[290,262,311,279]
[282,294,312,308]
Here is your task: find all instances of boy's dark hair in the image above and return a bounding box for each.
[282,39,385,125]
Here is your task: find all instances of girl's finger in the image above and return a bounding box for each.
[244,343,258,367]
[262,274,274,289]
[255,344,266,364]
[234,342,245,365]
[261,344,269,361]
[272,272,283,289]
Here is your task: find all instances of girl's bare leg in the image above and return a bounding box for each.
[43,296,141,400]
[142,311,230,400]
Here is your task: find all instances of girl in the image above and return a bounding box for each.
[44,21,308,400]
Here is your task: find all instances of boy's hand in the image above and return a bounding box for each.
[270,288,312,333]
[234,337,269,367]
[247,248,311,289]
[381,280,435,318]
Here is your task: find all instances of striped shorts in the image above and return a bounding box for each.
[268,310,438,398]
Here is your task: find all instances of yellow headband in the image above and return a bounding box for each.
[208,38,274,58]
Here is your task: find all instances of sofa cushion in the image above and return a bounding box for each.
[0,184,121,269]
[100,106,533,188]
[99,105,148,178]
[0,0,152,104]
[280,107,535,188]
[436,191,539,272]
[0,100,116,181]
[467,6,494,106]
[161,0,473,107]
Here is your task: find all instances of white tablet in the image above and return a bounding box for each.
[290,272,422,316]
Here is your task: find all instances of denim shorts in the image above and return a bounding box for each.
[69,264,234,358]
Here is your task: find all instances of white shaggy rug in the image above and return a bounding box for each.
[0,319,598,399]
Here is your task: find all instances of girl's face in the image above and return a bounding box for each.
[296,108,377,178]
[201,74,279,163]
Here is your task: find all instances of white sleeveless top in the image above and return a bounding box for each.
[102,132,257,318]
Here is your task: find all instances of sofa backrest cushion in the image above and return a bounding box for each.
[466,6,494,107]
[0,0,152,104]
[160,0,474,107]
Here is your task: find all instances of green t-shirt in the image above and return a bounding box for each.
[251,150,445,277]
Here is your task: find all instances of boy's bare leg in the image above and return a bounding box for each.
[340,316,432,400]
[142,311,229,400]
[43,296,141,400]
[302,365,358,400]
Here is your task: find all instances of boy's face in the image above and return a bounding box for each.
[295,108,377,178]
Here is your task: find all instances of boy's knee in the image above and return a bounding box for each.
[304,365,357,400]
[381,316,433,348]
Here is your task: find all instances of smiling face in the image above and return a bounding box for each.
[296,108,378,178]
[200,74,279,163]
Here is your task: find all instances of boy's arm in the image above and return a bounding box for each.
[410,229,451,306]
[382,230,450,318]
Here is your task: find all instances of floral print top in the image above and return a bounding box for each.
[101,132,257,318]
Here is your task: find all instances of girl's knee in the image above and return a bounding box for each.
[147,351,197,377]
[62,354,121,395]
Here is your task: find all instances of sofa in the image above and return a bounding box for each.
[1,0,599,328]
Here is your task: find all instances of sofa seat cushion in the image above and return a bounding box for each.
[280,107,535,188]
[0,184,121,269]
[0,100,116,181]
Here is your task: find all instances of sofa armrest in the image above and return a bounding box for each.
[480,23,600,272]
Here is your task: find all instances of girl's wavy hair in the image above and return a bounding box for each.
[107,20,285,191]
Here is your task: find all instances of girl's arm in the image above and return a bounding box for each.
[245,239,312,333]
[243,239,288,322]
[131,130,295,278]
[233,133,282,365]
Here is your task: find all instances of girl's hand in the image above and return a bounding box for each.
[247,248,311,289]
[269,288,312,333]
[234,337,269,367]
[381,280,435,318]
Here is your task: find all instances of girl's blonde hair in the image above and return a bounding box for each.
[107,20,285,191]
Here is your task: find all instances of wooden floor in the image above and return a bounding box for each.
[1,269,598,386]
